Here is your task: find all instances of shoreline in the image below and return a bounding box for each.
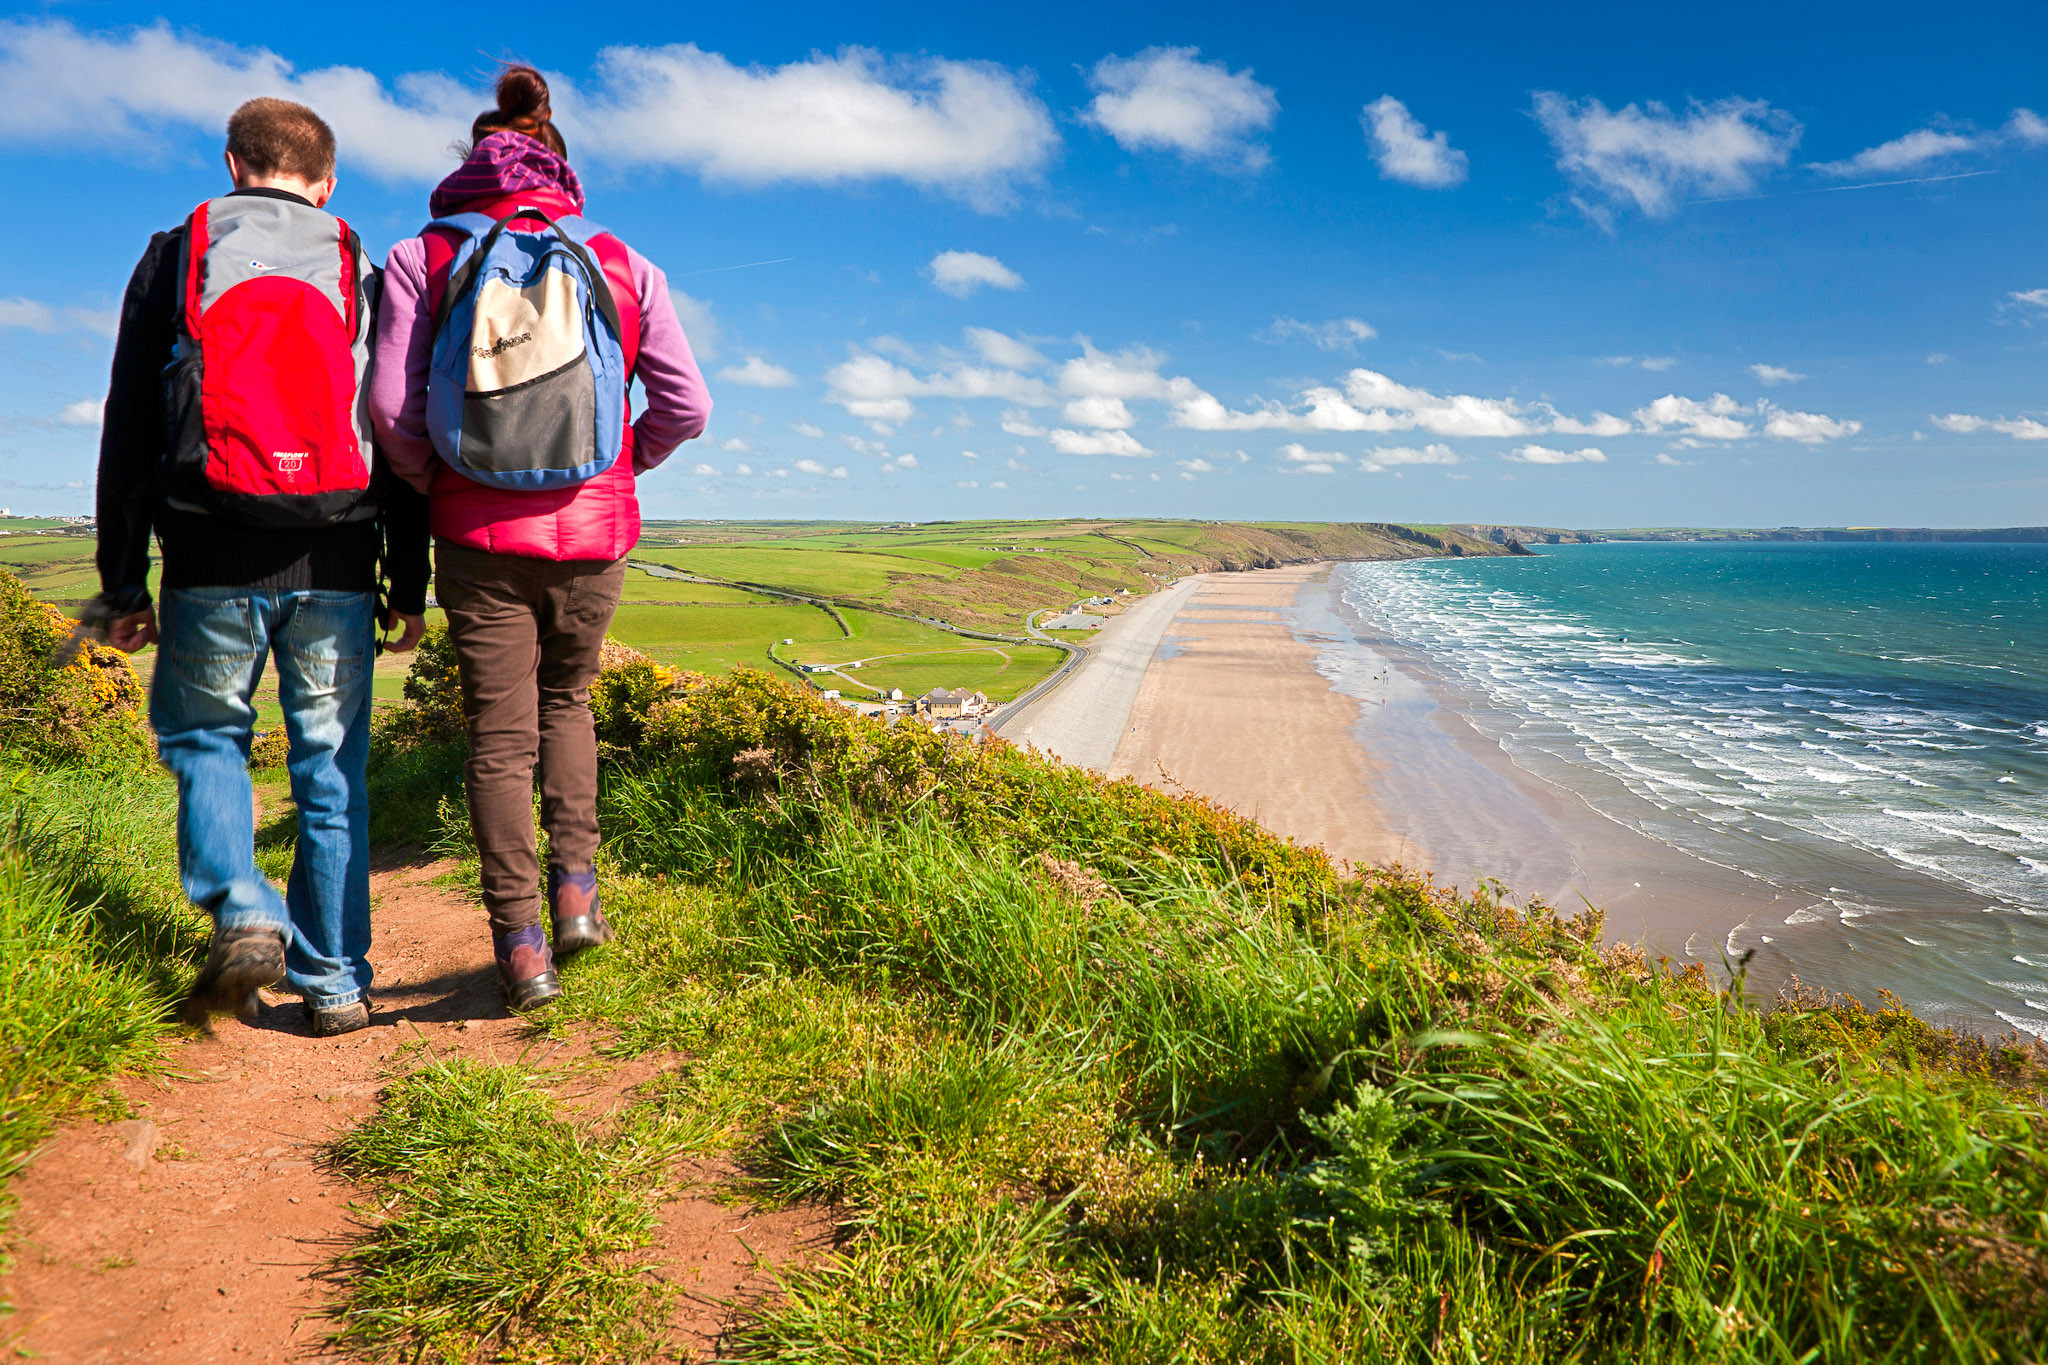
[1010,558,2033,1030]
[1088,564,1864,992]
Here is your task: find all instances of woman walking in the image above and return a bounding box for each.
[370,66,710,1009]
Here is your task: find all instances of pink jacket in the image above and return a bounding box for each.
[369,134,711,562]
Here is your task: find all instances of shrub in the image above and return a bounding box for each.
[630,667,1340,905]
[247,727,289,771]
[0,569,149,769]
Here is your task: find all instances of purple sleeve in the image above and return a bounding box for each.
[368,238,437,494]
[626,248,711,471]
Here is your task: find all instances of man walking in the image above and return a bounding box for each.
[94,98,428,1037]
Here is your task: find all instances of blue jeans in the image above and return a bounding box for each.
[152,588,376,1009]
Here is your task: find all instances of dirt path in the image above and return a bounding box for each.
[0,854,829,1363]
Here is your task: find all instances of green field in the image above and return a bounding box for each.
[0,519,1499,713]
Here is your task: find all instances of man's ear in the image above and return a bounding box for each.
[224,149,244,186]
[309,175,337,209]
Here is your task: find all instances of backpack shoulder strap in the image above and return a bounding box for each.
[179,200,213,340]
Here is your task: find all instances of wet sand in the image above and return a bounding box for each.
[1106,564,1804,961]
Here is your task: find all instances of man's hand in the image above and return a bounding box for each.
[381,609,427,654]
[108,606,158,653]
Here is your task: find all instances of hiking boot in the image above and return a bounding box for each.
[494,924,562,1013]
[548,866,614,959]
[311,1001,370,1037]
[180,925,286,1029]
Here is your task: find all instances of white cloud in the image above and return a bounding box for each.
[1927,353,1950,366]
[1654,453,1684,466]
[1360,443,1460,472]
[576,44,1056,207]
[1547,410,1634,436]
[1049,428,1150,457]
[0,296,117,337]
[669,290,720,360]
[1175,365,1539,438]
[1360,95,1467,188]
[1932,412,2048,441]
[721,437,752,452]
[2009,108,2048,147]
[1275,442,1345,474]
[2008,288,2048,312]
[790,421,825,438]
[1532,92,1800,221]
[56,398,103,426]
[793,459,827,475]
[964,327,1043,369]
[1595,354,1675,371]
[1081,46,1277,170]
[928,250,1023,298]
[1813,127,1974,178]
[0,19,475,180]
[954,479,979,488]
[691,462,721,476]
[1256,316,1376,352]
[717,355,796,388]
[1640,356,1677,372]
[1000,412,1045,436]
[1634,393,1751,441]
[0,22,1058,204]
[1508,444,1607,464]
[1177,458,1214,473]
[1749,363,1806,385]
[1059,395,1135,429]
[734,462,755,475]
[991,480,1008,489]
[1761,407,1860,443]
[824,350,1050,422]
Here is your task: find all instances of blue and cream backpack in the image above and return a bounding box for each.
[424,207,626,490]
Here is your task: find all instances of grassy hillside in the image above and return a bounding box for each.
[636,519,1504,631]
[6,571,2048,1359]
[359,656,2048,1363]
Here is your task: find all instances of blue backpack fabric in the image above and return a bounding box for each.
[424,208,626,491]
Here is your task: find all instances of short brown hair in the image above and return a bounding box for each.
[225,97,336,182]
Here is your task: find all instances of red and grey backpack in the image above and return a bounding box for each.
[160,194,377,529]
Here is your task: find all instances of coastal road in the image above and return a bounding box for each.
[994,574,1206,770]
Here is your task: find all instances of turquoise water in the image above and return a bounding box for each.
[1338,542,2048,1034]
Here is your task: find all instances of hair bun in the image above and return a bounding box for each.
[493,65,552,128]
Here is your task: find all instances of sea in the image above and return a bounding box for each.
[1329,541,2048,1036]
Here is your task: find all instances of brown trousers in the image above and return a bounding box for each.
[435,541,626,933]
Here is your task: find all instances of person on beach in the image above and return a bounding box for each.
[368,66,710,1011]
[95,98,430,1038]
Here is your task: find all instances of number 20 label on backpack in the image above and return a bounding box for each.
[424,209,626,491]
[161,195,375,530]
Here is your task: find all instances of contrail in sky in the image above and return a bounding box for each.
[1694,170,1997,204]
[678,257,796,276]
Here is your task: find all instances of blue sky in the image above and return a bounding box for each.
[3,1,2045,527]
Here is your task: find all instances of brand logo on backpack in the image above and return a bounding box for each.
[273,452,309,474]
[472,331,534,360]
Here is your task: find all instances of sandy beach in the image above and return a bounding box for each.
[1105,566,1393,865]
[1046,563,1818,963]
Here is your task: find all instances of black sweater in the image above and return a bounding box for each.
[95,187,429,616]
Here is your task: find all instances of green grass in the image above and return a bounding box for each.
[0,533,103,603]
[632,546,953,599]
[326,1054,698,1363]
[0,763,202,1265]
